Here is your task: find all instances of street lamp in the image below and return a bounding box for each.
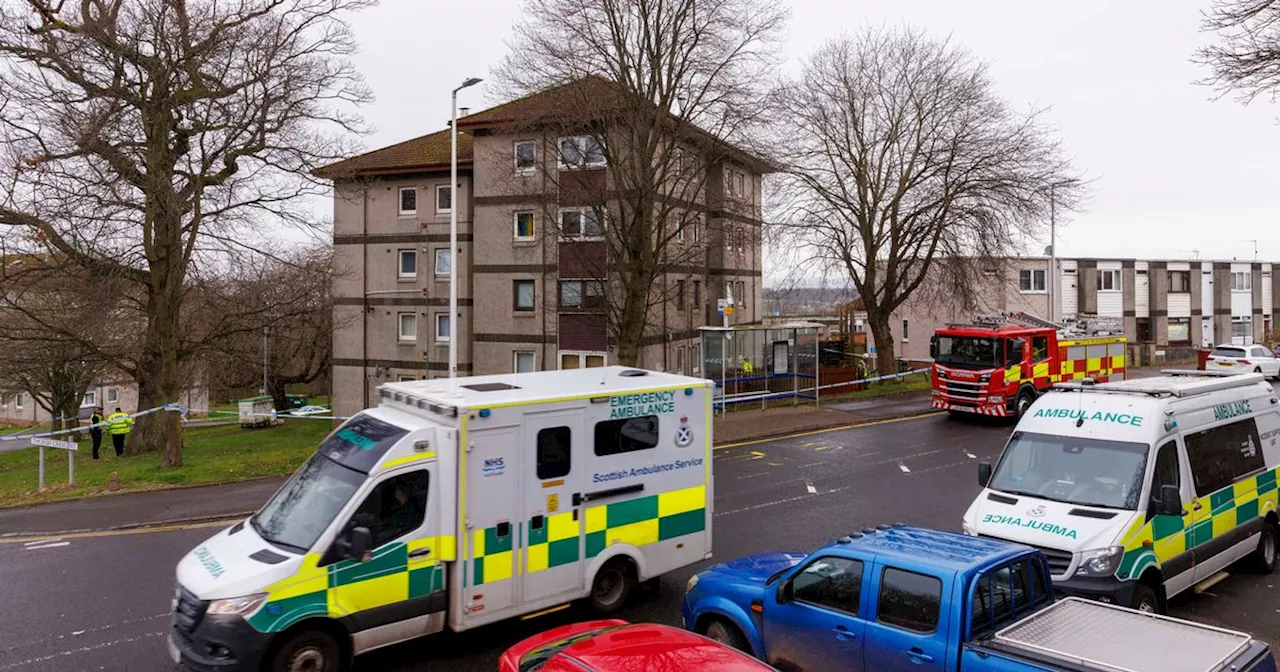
[450,77,482,381]
[1046,179,1077,324]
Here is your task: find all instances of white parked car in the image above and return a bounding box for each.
[1207,343,1280,379]
[286,404,330,416]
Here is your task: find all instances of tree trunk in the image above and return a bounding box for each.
[613,283,649,367]
[268,377,289,413]
[129,285,183,467]
[868,313,897,377]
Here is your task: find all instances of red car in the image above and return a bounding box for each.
[499,619,776,672]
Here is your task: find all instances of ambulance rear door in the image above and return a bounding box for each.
[519,408,587,606]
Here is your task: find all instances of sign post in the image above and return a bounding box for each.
[31,436,78,489]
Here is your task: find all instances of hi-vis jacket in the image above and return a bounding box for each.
[106,412,133,435]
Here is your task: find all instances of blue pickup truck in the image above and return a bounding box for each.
[683,526,1275,672]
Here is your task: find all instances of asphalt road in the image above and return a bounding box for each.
[2,414,1278,672]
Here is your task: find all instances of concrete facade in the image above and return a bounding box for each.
[885,256,1279,361]
[321,80,767,417]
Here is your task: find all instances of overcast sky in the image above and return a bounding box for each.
[343,0,1280,267]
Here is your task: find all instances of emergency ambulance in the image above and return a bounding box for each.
[169,367,714,672]
[963,370,1280,614]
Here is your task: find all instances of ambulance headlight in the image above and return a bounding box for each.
[207,593,268,616]
[962,520,977,536]
[1077,547,1124,577]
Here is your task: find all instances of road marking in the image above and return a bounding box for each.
[806,483,817,494]
[0,631,163,670]
[713,411,944,450]
[965,451,977,459]
[898,462,911,473]
[24,541,69,550]
[0,518,237,544]
[0,614,167,656]
[23,539,59,546]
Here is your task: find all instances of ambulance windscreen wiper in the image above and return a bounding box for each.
[251,516,307,554]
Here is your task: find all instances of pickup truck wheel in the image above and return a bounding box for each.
[1131,584,1160,614]
[1247,523,1278,574]
[702,618,750,653]
[269,629,341,672]
[589,560,634,614]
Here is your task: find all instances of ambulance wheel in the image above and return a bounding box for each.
[1247,522,1278,574]
[1130,584,1160,614]
[589,559,634,613]
[268,629,341,672]
[702,618,750,653]
[1014,389,1036,419]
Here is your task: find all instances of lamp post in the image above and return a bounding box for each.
[450,77,482,381]
[1046,179,1076,324]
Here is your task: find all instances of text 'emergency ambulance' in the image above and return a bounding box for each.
[609,391,677,419]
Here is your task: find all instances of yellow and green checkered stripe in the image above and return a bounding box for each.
[527,511,580,573]
[1117,468,1279,580]
[245,535,452,633]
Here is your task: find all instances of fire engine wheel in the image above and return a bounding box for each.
[1014,389,1036,419]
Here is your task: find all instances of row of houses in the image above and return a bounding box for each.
[871,256,1280,362]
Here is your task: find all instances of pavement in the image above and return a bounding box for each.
[2,408,1278,672]
[0,390,936,537]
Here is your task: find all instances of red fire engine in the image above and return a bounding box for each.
[929,312,1127,418]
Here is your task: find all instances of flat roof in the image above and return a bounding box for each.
[378,366,711,410]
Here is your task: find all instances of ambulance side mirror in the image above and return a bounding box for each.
[1154,485,1183,518]
[342,526,373,562]
[977,462,993,488]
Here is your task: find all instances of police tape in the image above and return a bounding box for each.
[718,367,931,405]
[0,403,348,443]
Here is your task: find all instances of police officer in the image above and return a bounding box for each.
[106,407,133,457]
[89,406,105,460]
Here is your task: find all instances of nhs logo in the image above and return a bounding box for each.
[482,457,505,477]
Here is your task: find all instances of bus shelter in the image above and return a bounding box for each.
[700,322,821,411]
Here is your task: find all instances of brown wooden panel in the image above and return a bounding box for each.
[558,312,607,351]
[558,241,607,278]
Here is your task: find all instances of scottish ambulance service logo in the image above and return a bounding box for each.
[1027,505,1047,518]
[675,424,694,447]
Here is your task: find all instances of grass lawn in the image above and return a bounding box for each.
[823,373,932,402]
[0,418,333,508]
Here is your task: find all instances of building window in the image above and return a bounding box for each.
[1232,316,1252,344]
[514,211,535,241]
[82,391,96,407]
[676,279,686,310]
[1098,269,1122,291]
[434,249,451,277]
[107,387,118,403]
[558,135,605,169]
[1168,318,1190,344]
[691,216,702,244]
[737,173,745,199]
[398,249,417,279]
[398,187,417,216]
[693,280,702,306]
[514,280,535,311]
[398,312,418,342]
[736,281,746,309]
[435,313,451,342]
[724,167,734,196]
[560,208,602,239]
[397,375,416,382]
[1169,270,1191,293]
[676,346,686,374]
[514,351,536,373]
[902,319,910,342]
[1232,271,1252,291]
[15,393,23,409]
[560,352,606,369]
[692,344,701,374]
[435,184,453,214]
[1018,269,1046,292]
[514,140,537,174]
[559,280,605,311]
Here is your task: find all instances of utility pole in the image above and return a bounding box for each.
[262,325,268,396]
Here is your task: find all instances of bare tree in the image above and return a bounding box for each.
[1197,0,1280,103]
[771,28,1082,374]
[493,0,786,366]
[0,0,370,466]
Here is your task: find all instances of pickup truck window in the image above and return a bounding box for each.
[970,558,1050,636]
[791,556,863,615]
[878,567,942,633]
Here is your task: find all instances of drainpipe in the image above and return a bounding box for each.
[361,185,369,408]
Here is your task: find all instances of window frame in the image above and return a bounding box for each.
[397,375,417,383]
[514,279,536,312]
[81,390,96,407]
[107,387,119,403]
[594,416,660,456]
[398,249,417,279]
[514,351,536,373]
[557,135,606,170]
[1019,269,1047,293]
[559,207,603,240]
[397,312,418,342]
[1148,440,1181,522]
[513,211,536,241]
[398,187,417,217]
[14,393,23,409]
[558,280,605,311]
[340,469,431,551]
[676,279,686,311]
[435,313,451,342]
[1233,271,1252,292]
[1185,417,1266,497]
[1168,318,1191,344]
[1169,270,1191,293]
[434,248,451,278]
[1032,336,1050,362]
[902,319,910,342]
[1098,269,1122,292]
[536,426,572,480]
[514,140,537,174]
[877,566,943,634]
[435,183,453,214]
[676,345,686,374]
[788,555,865,617]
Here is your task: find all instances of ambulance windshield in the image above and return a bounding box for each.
[252,454,364,553]
[934,336,1003,369]
[989,431,1149,510]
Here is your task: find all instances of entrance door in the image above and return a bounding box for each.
[521,409,585,604]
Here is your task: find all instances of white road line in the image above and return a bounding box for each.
[0,613,167,655]
[23,538,59,546]
[806,483,817,494]
[0,631,163,670]
[965,451,977,459]
[898,462,911,473]
[24,541,69,551]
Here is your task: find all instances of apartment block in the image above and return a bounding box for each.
[885,257,1279,362]
[318,78,768,416]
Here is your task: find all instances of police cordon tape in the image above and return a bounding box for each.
[718,367,931,406]
[0,403,349,443]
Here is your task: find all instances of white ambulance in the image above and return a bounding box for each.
[963,370,1280,614]
[169,367,714,672]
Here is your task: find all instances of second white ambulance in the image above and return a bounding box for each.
[169,367,714,672]
[964,370,1280,613]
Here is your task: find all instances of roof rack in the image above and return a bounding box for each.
[1052,371,1268,398]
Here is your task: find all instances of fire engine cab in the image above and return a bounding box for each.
[930,312,1127,418]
